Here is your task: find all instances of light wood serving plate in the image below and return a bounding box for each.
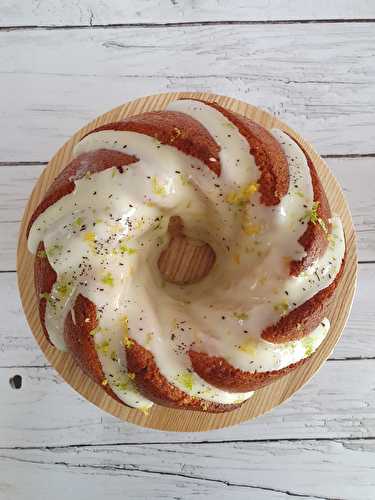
[17,92,357,432]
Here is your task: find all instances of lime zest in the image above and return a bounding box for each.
[233,312,249,321]
[73,217,84,227]
[273,300,289,315]
[242,222,261,236]
[39,291,53,305]
[119,242,137,255]
[97,339,110,355]
[302,336,315,357]
[46,244,63,257]
[151,176,167,197]
[178,371,194,391]
[101,272,114,287]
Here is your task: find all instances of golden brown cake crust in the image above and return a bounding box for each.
[35,241,56,345]
[190,99,290,206]
[188,258,344,393]
[27,149,137,239]
[289,138,332,276]
[64,294,124,405]
[28,101,343,411]
[89,110,222,175]
[126,339,242,413]
[189,350,310,392]
[262,256,345,344]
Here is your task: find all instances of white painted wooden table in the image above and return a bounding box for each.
[1,2,375,499]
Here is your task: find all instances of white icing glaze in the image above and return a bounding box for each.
[27,99,345,409]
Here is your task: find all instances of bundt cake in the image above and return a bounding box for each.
[27,98,345,414]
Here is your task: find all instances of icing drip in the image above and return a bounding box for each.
[28,100,345,409]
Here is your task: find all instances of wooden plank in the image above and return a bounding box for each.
[1,0,375,27]
[330,157,375,263]
[1,261,374,369]
[2,359,375,447]
[2,156,374,271]
[1,438,375,500]
[0,23,374,162]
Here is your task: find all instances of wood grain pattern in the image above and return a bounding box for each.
[1,439,375,500]
[1,23,375,162]
[17,92,357,432]
[1,0,374,26]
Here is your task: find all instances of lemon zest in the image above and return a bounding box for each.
[273,300,289,315]
[242,222,261,236]
[233,312,249,321]
[225,182,259,206]
[239,339,257,356]
[139,406,150,416]
[84,231,96,242]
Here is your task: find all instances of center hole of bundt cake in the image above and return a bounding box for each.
[157,215,216,285]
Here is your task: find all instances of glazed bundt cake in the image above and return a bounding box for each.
[27,99,345,413]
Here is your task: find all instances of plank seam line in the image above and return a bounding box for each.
[0,74,371,87]
[0,161,47,167]
[0,18,375,32]
[2,436,374,451]
[0,454,344,499]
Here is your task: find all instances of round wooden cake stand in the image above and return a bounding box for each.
[17,92,357,432]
